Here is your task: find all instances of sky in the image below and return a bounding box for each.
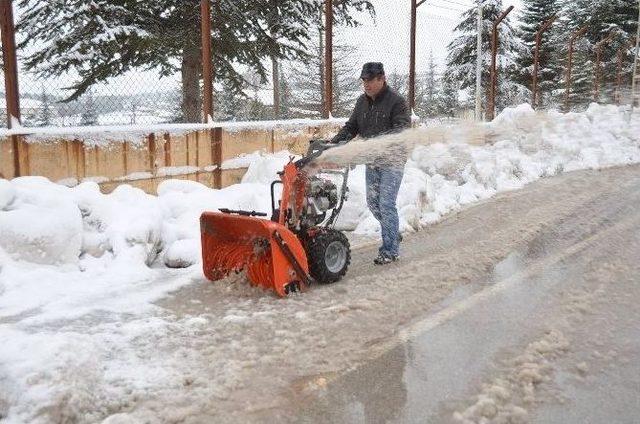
[338,0,523,77]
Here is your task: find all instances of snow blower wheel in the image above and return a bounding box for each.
[305,229,351,284]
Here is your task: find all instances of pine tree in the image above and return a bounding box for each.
[446,0,523,114]
[560,0,595,109]
[514,0,562,108]
[246,95,270,121]
[80,91,98,126]
[437,73,461,117]
[386,71,409,99]
[591,0,639,102]
[561,0,639,107]
[36,86,52,126]
[279,67,294,119]
[240,70,271,121]
[289,29,360,118]
[417,51,440,118]
[215,80,245,121]
[16,0,374,123]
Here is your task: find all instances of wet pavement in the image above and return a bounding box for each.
[275,167,640,423]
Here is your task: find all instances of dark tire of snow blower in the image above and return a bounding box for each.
[304,229,351,284]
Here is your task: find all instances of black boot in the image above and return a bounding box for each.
[374,253,398,265]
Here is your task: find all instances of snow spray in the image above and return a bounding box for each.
[318,112,552,168]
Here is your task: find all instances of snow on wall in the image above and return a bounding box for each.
[0,116,349,145]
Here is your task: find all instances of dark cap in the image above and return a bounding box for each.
[360,62,385,80]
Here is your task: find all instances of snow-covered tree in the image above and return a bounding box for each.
[589,0,639,102]
[16,0,374,123]
[437,72,461,117]
[447,0,523,113]
[80,91,98,126]
[558,0,595,109]
[417,51,440,118]
[514,0,563,108]
[560,0,639,107]
[386,71,409,99]
[36,86,52,126]
[279,68,294,119]
[289,30,360,118]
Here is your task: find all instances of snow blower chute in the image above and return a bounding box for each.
[200,140,351,296]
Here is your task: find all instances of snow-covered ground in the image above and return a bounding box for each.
[0,103,639,423]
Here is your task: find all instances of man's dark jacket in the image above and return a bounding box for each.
[331,84,411,166]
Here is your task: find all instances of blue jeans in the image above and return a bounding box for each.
[365,165,404,257]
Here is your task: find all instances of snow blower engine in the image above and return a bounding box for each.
[200,139,351,296]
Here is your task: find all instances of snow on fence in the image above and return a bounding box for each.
[0,120,344,192]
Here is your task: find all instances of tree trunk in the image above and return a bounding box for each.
[181,41,202,123]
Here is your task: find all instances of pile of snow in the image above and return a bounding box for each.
[0,177,82,265]
[339,103,640,235]
[0,103,638,302]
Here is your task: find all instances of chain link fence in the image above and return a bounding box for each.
[2,0,639,129]
[2,0,200,127]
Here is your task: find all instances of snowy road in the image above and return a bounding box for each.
[2,164,640,423]
[280,166,640,423]
[158,164,640,423]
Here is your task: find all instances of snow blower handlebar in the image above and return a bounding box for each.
[295,139,343,169]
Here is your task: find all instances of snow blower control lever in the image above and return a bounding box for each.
[200,138,351,297]
[218,208,268,217]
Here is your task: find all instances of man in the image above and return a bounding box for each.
[331,62,411,265]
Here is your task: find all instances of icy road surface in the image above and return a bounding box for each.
[3,164,640,423]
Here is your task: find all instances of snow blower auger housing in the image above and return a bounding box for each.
[200,140,351,297]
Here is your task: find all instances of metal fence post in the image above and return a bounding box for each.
[475,4,483,121]
[532,15,556,109]
[631,0,640,110]
[488,5,514,122]
[594,31,616,102]
[212,127,222,188]
[409,0,427,113]
[0,0,22,177]
[323,0,333,119]
[616,40,632,105]
[409,0,417,113]
[201,0,213,123]
[564,25,588,112]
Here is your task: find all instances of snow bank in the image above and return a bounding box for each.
[0,104,638,296]
[0,178,15,209]
[2,104,639,269]
[341,104,640,236]
[0,177,82,265]
[240,150,297,184]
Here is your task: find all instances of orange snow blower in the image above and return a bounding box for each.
[200,140,351,296]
